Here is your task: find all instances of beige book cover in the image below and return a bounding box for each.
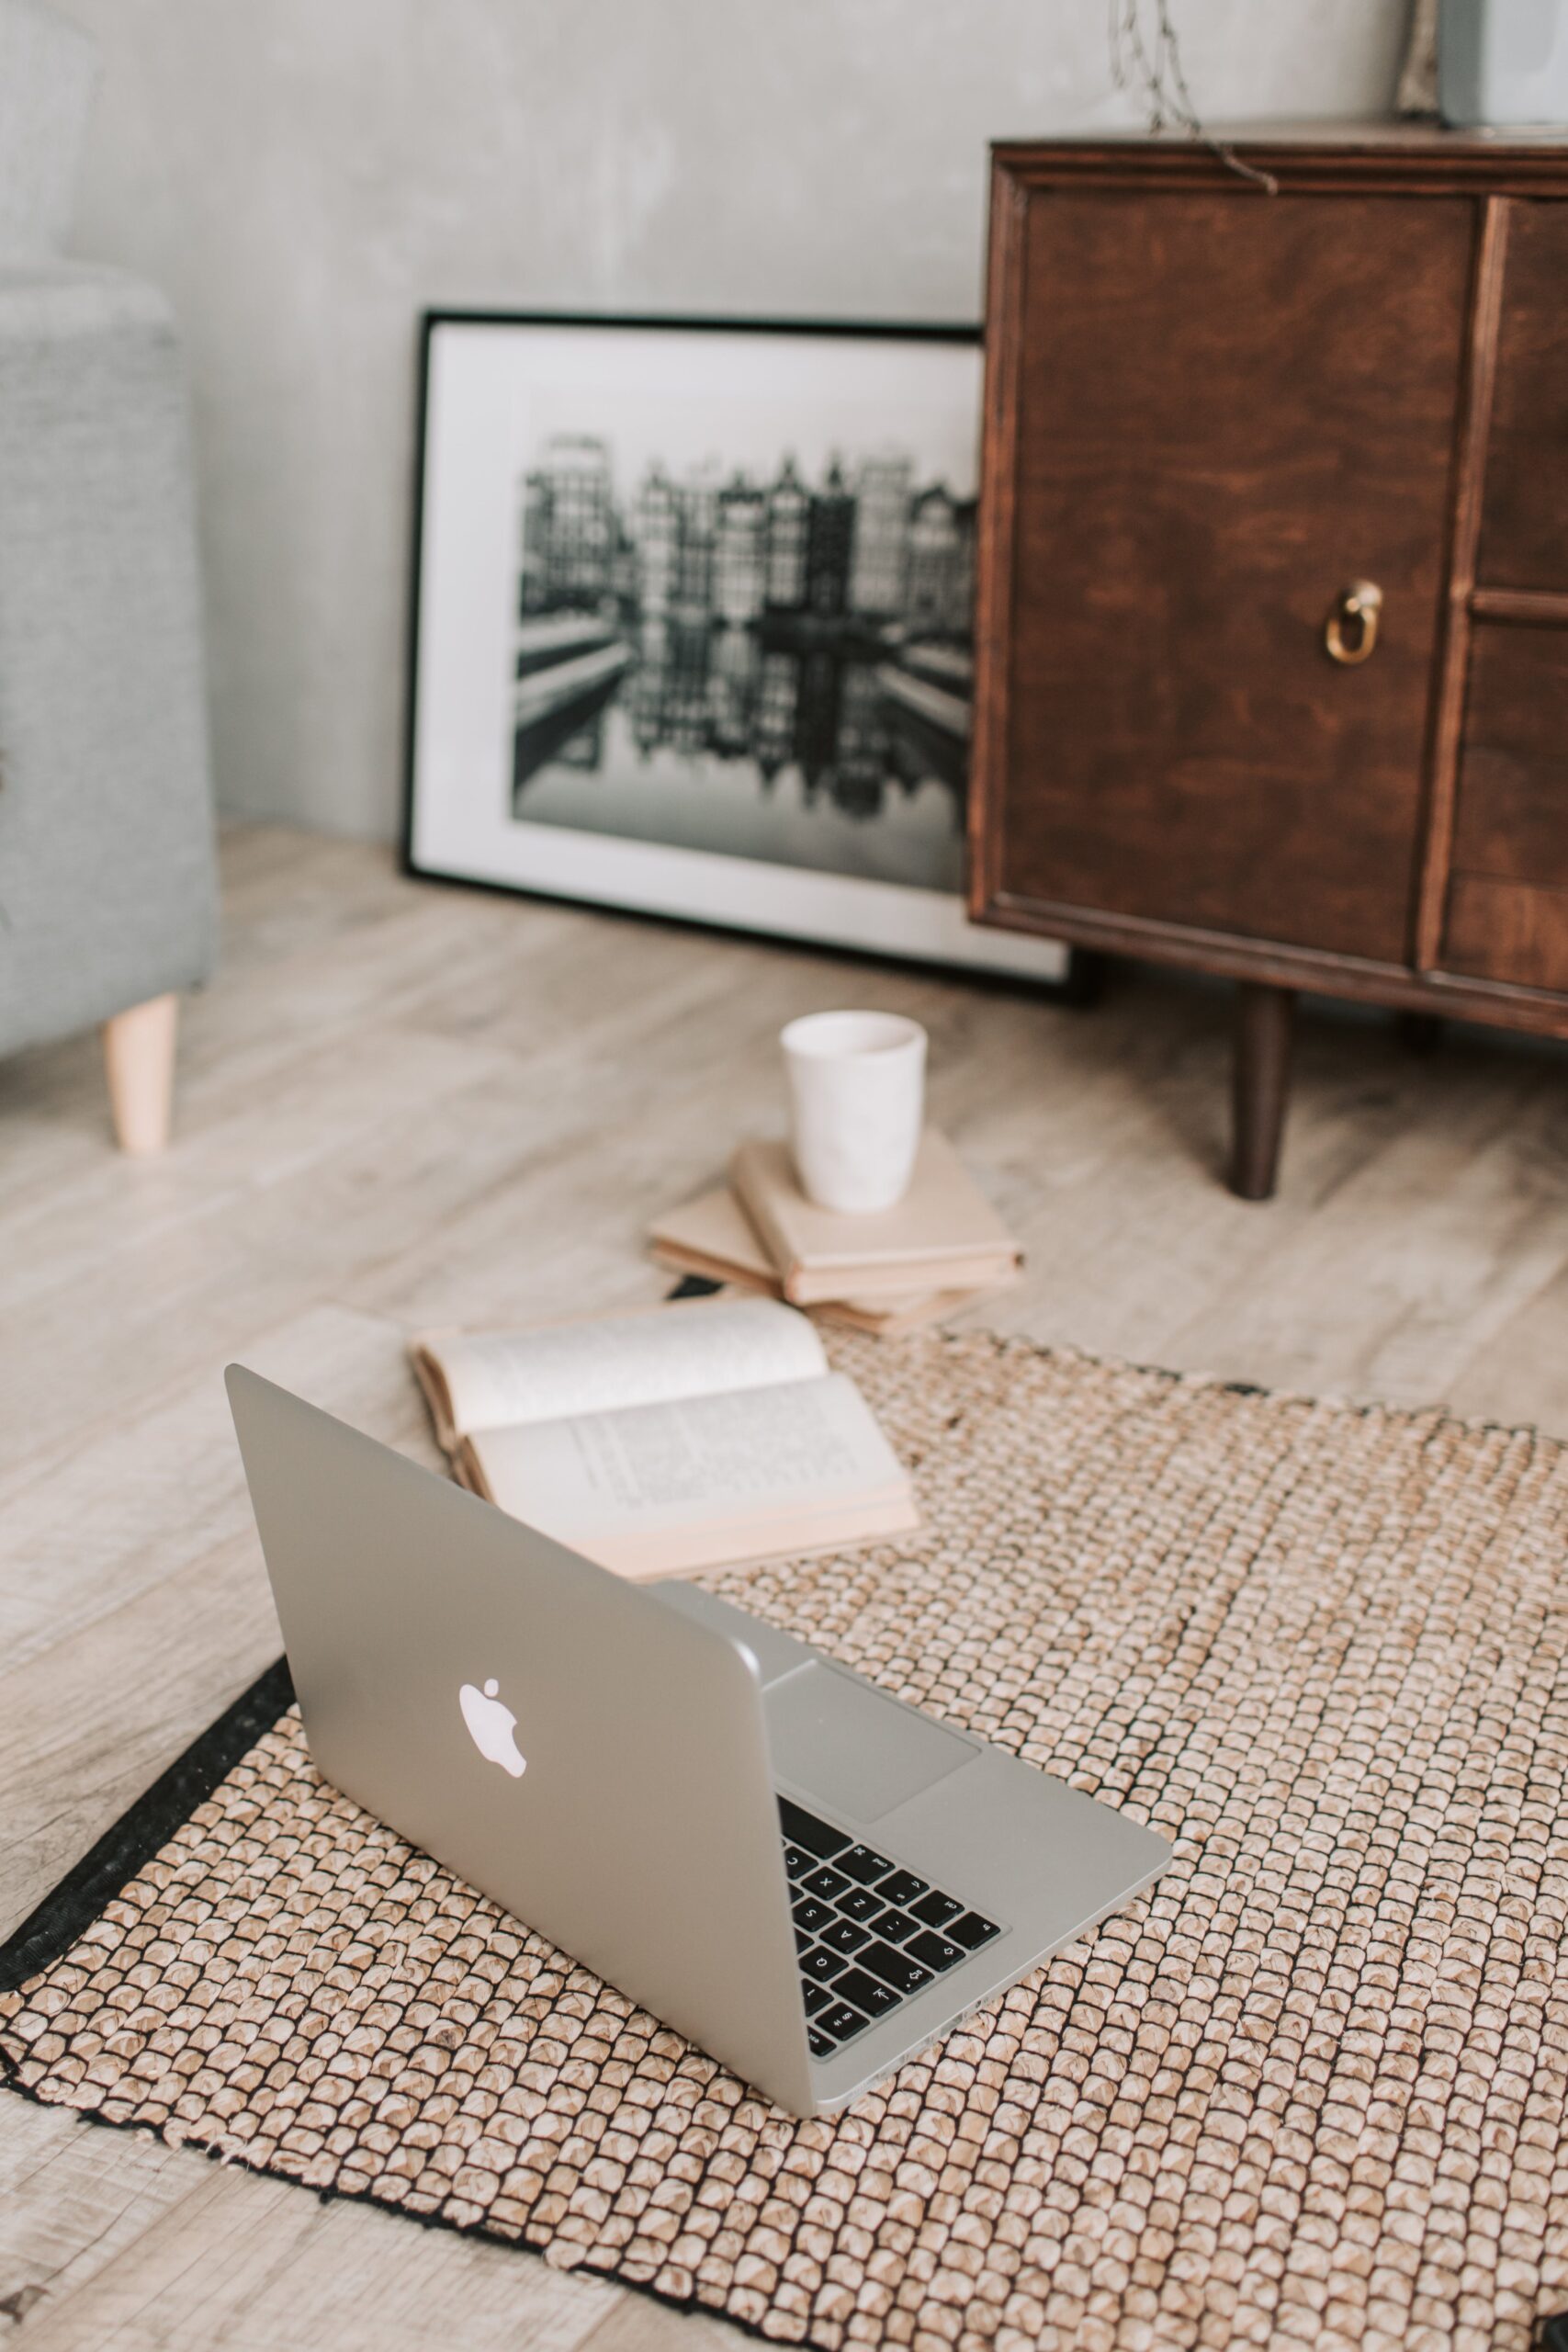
[645,1185,782,1293]
[410,1294,919,1579]
[645,1185,988,1333]
[729,1130,1022,1306]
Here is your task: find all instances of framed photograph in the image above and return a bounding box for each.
[403,311,1069,983]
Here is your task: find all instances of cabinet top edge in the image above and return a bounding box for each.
[993,120,1568,153]
[991,122,1568,185]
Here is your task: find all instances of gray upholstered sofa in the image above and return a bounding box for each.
[0,0,218,1150]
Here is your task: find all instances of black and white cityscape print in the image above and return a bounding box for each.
[509,436,976,894]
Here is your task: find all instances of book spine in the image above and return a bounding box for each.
[409,1343,460,1455]
[784,1253,1021,1305]
[453,1437,493,1501]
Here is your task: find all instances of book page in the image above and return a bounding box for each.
[466,1372,907,1547]
[414,1295,828,1438]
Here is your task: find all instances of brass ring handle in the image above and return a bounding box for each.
[1325,580,1382,665]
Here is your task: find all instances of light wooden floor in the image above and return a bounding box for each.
[4,826,1567,2348]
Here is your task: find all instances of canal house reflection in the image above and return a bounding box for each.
[511,443,976,883]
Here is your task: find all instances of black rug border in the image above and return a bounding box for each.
[0,1655,298,1999]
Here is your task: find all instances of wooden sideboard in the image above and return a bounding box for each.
[969,128,1568,1196]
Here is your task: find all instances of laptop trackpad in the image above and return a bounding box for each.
[764,1662,976,1824]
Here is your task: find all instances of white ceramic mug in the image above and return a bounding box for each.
[781,1010,928,1215]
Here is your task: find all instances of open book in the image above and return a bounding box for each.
[409,1295,919,1580]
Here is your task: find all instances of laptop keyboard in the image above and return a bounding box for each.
[778,1797,1002,2061]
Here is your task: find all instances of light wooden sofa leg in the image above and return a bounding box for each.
[103,992,179,1154]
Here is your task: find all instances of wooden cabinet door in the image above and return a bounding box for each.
[1476,200,1568,590]
[1444,624,1568,990]
[986,190,1474,963]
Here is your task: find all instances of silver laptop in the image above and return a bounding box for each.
[227,1363,1169,2119]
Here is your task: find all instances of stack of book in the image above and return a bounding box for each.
[647,1128,1022,1335]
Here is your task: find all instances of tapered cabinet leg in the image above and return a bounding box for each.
[103,992,179,1154]
[1396,1010,1444,1057]
[1229,982,1294,1201]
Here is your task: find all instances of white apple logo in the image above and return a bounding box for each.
[458,1677,526,1778]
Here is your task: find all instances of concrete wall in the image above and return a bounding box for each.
[62,0,1411,839]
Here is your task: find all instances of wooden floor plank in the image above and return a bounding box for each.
[1160,1027,1568,1405]
[0,2098,212,2333]
[1,2099,622,2352]
[0,1306,424,1939]
[1447,1250,1568,1434]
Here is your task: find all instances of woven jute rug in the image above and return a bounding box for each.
[5,1329,1568,2352]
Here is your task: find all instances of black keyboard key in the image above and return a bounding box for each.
[795,1926,814,1953]
[911,1889,963,1929]
[907,1929,964,1973]
[792,1897,833,1936]
[808,2028,835,2058]
[836,1844,895,1884]
[779,1799,850,1860]
[950,1911,1001,1952]
[876,1870,929,1908]
[803,1982,832,2017]
[784,1844,813,1881]
[821,1917,869,1955]
[859,1940,934,1998]
[816,2000,870,2045]
[802,1864,852,1903]
[800,1945,847,1984]
[831,1966,900,2019]
[869,1907,919,1942]
[839,1884,884,1923]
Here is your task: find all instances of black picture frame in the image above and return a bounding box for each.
[400,308,1074,990]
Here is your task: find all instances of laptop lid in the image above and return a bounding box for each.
[225,1364,817,2116]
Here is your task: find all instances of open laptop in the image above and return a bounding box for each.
[227,1363,1170,2119]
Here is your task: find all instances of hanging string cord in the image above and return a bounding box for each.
[1108,0,1280,196]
